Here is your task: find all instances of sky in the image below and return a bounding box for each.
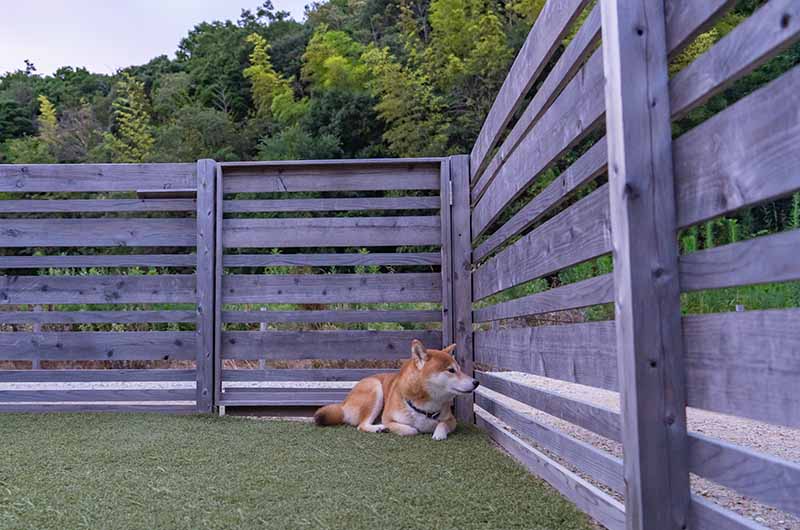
[0,0,309,76]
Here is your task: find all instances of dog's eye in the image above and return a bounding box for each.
[447,367,456,373]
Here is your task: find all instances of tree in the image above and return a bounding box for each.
[302,26,368,91]
[37,95,58,145]
[257,123,342,160]
[243,33,293,118]
[102,73,154,163]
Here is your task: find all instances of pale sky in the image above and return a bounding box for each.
[0,0,309,76]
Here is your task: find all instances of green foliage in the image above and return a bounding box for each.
[102,73,154,163]
[243,33,293,118]
[302,26,368,91]
[257,123,342,160]
[3,135,55,163]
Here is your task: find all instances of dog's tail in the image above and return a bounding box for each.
[314,403,345,426]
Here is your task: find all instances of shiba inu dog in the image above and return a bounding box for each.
[313,339,479,440]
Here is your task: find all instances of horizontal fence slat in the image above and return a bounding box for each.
[0,275,196,305]
[0,163,195,192]
[222,273,441,304]
[690,495,770,530]
[0,389,195,403]
[474,321,618,391]
[223,310,440,323]
[470,0,591,180]
[670,0,800,119]
[476,392,624,494]
[220,389,348,406]
[473,185,611,301]
[0,404,197,413]
[222,369,392,382]
[221,330,442,360]
[475,408,625,530]
[223,252,441,267]
[679,230,800,291]
[0,310,196,324]
[0,331,196,360]
[475,371,620,442]
[222,216,441,248]
[665,0,736,56]
[220,158,444,167]
[223,197,439,212]
[471,51,605,238]
[473,137,607,262]
[675,63,800,228]
[473,274,613,323]
[690,432,800,517]
[0,218,196,248]
[0,199,196,213]
[684,308,800,427]
[0,369,196,382]
[222,164,440,192]
[472,4,602,203]
[0,254,197,269]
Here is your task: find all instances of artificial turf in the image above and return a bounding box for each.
[0,414,591,530]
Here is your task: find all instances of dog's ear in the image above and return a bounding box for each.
[411,339,428,368]
[442,343,456,356]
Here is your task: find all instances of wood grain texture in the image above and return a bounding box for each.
[0,254,197,269]
[679,230,800,292]
[473,137,607,263]
[0,274,196,305]
[439,158,454,352]
[0,310,196,324]
[0,218,196,247]
[670,0,800,119]
[195,159,215,412]
[470,0,591,180]
[674,63,800,228]
[690,495,770,530]
[683,309,800,427]
[0,389,195,402]
[0,404,197,414]
[222,273,441,304]
[222,309,441,323]
[219,389,348,406]
[221,330,442,360]
[0,331,196,360]
[476,372,621,442]
[222,368,392,382]
[0,199,196,213]
[472,5,601,203]
[477,392,624,493]
[665,0,736,56]
[0,369,196,382]
[471,50,605,239]
[214,164,224,407]
[222,216,441,248]
[0,163,195,192]
[476,407,626,530]
[473,185,611,301]
[473,273,613,323]
[223,197,439,212]
[601,1,691,527]
[474,321,618,391]
[222,164,439,192]
[223,252,441,267]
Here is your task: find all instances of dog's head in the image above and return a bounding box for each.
[410,339,479,398]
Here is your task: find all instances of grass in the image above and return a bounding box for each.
[0,414,592,530]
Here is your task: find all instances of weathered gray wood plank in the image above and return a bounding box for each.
[222,216,441,248]
[472,5,601,203]
[0,404,197,414]
[0,310,196,324]
[473,137,607,262]
[220,158,444,167]
[0,331,196,360]
[222,330,442,360]
[602,1,691,527]
[473,185,611,301]
[475,408,626,530]
[690,495,769,530]
[214,164,224,408]
[665,0,736,56]
[0,254,197,269]
[474,322,618,391]
[684,309,800,427]
[195,159,215,413]
[0,199,196,213]
[439,158,454,351]
[471,51,605,239]
[222,368,392,382]
[0,275,196,305]
[470,0,592,181]
[223,197,439,212]
[473,274,613,323]
[219,389,348,406]
[0,369,196,382]
[476,392,624,493]
[0,218,196,247]
[222,273,441,304]
[679,230,800,292]
[671,0,800,119]
[674,63,800,228]
[0,389,196,402]
[222,309,440,323]
[223,252,441,267]
[0,163,195,192]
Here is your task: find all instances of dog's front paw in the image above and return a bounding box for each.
[375,424,389,433]
[432,425,449,441]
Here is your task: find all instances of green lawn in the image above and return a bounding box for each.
[0,414,591,530]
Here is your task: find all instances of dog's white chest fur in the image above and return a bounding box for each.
[410,413,439,433]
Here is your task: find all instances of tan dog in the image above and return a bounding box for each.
[313,339,479,440]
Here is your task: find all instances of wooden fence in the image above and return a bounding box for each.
[468,0,800,529]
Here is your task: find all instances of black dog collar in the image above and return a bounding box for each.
[406,400,440,420]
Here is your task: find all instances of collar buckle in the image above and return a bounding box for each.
[406,399,440,420]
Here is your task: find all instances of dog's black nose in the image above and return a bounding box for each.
[472,379,480,388]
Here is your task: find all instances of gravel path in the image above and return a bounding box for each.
[483,372,800,530]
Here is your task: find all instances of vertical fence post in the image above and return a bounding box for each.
[440,158,454,349]
[449,155,474,423]
[195,159,216,413]
[600,1,690,528]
